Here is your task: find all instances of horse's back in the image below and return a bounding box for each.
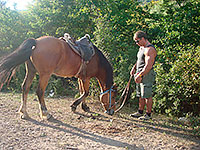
[31,36,82,77]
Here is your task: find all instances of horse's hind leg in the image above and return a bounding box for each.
[19,60,36,119]
[71,79,90,112]
[36,74,51,120]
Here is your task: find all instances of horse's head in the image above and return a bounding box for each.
[100,84,117,115]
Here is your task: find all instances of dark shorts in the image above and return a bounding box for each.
[135,69,156,98]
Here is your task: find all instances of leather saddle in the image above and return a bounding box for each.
[60,33,95,62]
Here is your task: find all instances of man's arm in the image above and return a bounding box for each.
[135,47,156,83]
[139,47,157,76]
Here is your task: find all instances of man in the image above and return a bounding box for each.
[130,30,157,120]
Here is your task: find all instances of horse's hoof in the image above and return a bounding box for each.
[82,104,90,112]
[18,111,30,119]
[40,111,52,120]
[71,105,77,112]
[46,114,52,120]
[41,114,52,120]
[19,112,29,120]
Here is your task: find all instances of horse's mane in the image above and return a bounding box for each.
[93,45,114,88]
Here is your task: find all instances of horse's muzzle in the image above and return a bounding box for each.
[105,109,114,115]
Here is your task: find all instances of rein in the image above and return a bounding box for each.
[115,75,133,113]
[99,75,133,113]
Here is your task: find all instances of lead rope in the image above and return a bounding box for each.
[115,75,133,113]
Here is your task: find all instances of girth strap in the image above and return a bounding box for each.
[74,59,87,78]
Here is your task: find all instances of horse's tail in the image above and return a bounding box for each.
[0,38,36,90]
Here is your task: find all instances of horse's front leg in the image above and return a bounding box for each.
[36,74,51,120]
[19,61,36,119]
[78,78,90,112]
[71,79,90,112]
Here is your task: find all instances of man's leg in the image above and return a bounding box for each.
[138,97,153,120]
[130,97,145,118]
[145,97,153,113]
[139,97,145,111]
[131,83,146,118]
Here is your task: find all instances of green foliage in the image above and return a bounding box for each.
[148,0,200,48]
[27,0,95,38]
[188,115,200,136]
[0,4,31,52]
[45,76,78,97]
[154,45,200,116]
[148,0,200,118]
[92,0,149,93]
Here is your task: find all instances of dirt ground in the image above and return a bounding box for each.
[0,92,199,150]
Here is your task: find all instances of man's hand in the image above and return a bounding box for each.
[134,73,142,83]
[130,67,136,76]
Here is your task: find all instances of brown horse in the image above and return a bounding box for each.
[0,36,117,119]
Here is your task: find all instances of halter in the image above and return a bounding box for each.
[100,85,115,110]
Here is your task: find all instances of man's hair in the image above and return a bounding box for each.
[134,30,147,39]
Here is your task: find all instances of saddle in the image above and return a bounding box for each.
[60,33,95,62]
[59,33,95,78]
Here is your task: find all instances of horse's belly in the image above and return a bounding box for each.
[53,71,75,78]
[53,62,80,78]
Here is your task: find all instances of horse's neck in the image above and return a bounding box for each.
[94,48,113,92]
[96,67,113,92]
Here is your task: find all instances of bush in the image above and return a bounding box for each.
[45,76,78,97]
[153,45,200,117]
[189,115,200,137]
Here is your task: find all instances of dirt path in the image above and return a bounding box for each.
[0,92,199,150]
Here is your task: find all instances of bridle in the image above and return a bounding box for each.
[99,75,133,113]
[100,85,116,110]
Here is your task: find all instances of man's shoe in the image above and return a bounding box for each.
[130,112,143,118]
[139,114,152,120]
